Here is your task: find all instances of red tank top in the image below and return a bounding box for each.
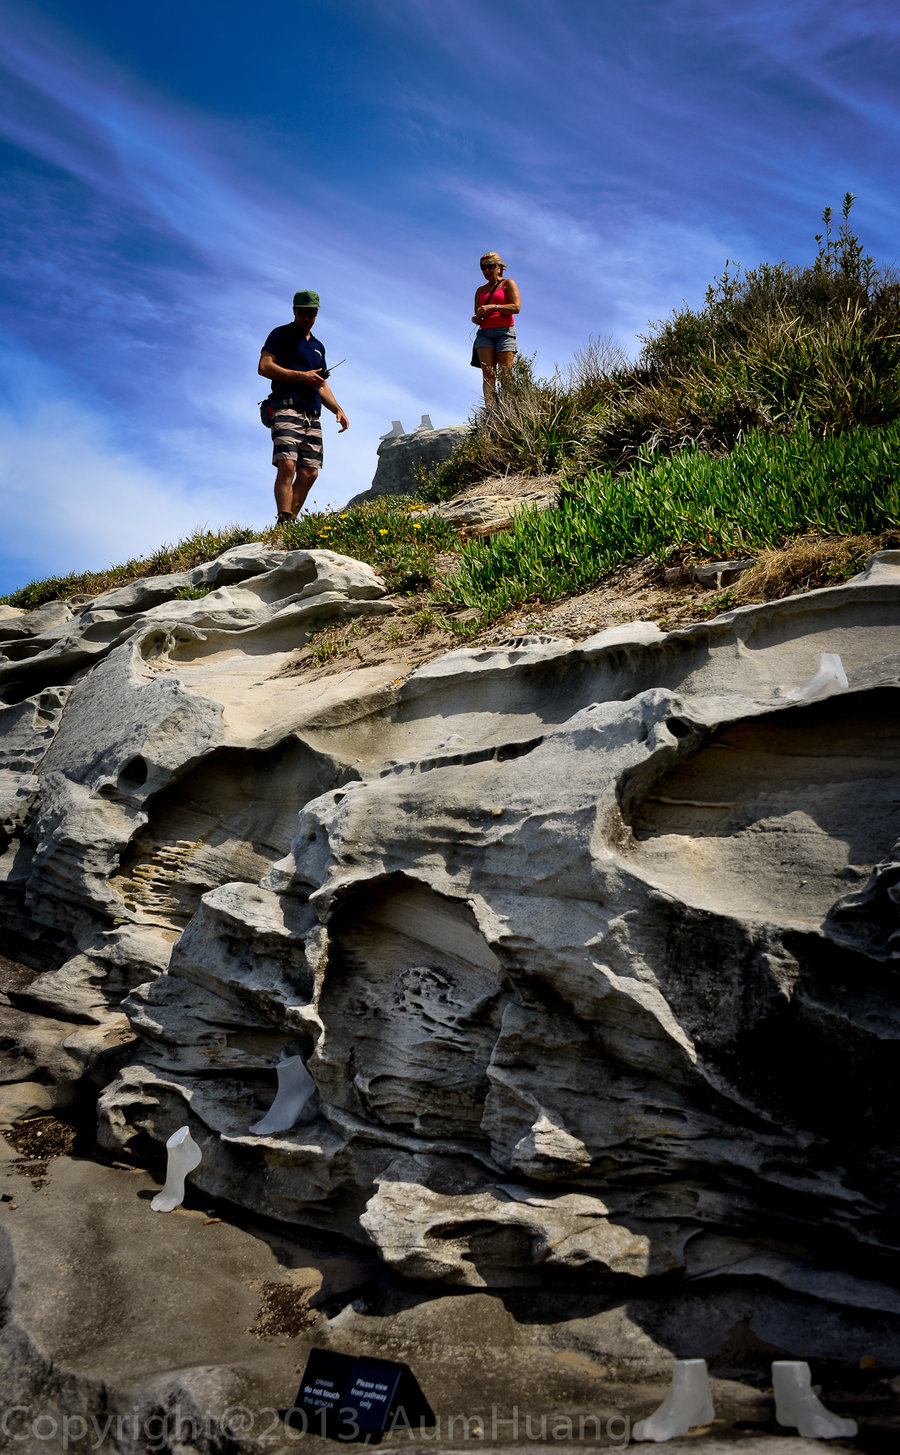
[479,279,514,328]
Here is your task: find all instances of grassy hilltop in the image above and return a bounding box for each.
[4,197,899,626]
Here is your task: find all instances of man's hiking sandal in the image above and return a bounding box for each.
[276,511,297,524]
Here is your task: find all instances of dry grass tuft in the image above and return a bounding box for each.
[732,531,900,604]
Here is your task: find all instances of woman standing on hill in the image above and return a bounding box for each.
[472,251,521,407]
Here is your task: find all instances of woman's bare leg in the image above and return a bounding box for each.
[477,347,497,407]
[496,351,515,389]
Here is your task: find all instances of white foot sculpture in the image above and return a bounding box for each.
[633,1359,714,1442]
[772,1361,858,1440]
[250,1055,316,1135]
[150,1125,202,1212]
[784,652,848,703]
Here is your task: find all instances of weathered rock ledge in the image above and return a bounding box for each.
[2,541,900,1450]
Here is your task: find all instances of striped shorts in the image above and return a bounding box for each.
[271,405,324,467]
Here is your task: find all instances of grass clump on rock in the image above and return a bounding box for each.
[0,500,459,612]
[437,423,900,621]
[276,495,457,594]
[425,196,900,622]
[0,525,261,611]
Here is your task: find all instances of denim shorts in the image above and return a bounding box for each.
[472,326,517,359]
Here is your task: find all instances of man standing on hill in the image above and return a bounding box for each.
[258,290,349,524]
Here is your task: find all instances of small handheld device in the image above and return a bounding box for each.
[320,358,345,380]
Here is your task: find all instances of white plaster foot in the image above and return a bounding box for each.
[632,1359,714,1442]
[250,1055,315,1135]
[784,652,848,703]
[772,1361,858,1440]
[150,1125,201,1212]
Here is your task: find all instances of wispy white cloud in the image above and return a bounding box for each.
[0,345,257,587]
[372,0,900,244]
[0,1,489,591]
[660,1,900,181]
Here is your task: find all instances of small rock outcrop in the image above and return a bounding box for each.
[347,423,470,503]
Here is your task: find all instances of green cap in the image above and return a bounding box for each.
[292,290,320,310]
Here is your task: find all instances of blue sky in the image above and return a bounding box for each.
[1,0,898,596]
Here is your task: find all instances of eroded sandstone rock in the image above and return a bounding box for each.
[3,544,900,1387]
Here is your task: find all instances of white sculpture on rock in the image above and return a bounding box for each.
[632,1358,714,1442]
[379,420,405,440]
[150,1125,202,1213]
[784,652,848,703]
[416,414,434,431]
[772,1361,858,1440]
[250,1055,316,1136]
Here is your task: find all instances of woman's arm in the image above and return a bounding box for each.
[501,277,521,313]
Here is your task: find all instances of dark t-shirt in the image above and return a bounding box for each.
[261,325,327,415]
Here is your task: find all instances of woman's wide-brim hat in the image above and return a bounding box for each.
[480,251,505,266]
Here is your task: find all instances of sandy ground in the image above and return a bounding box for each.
[275,557,751,693]
[1,1128,891,1454]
